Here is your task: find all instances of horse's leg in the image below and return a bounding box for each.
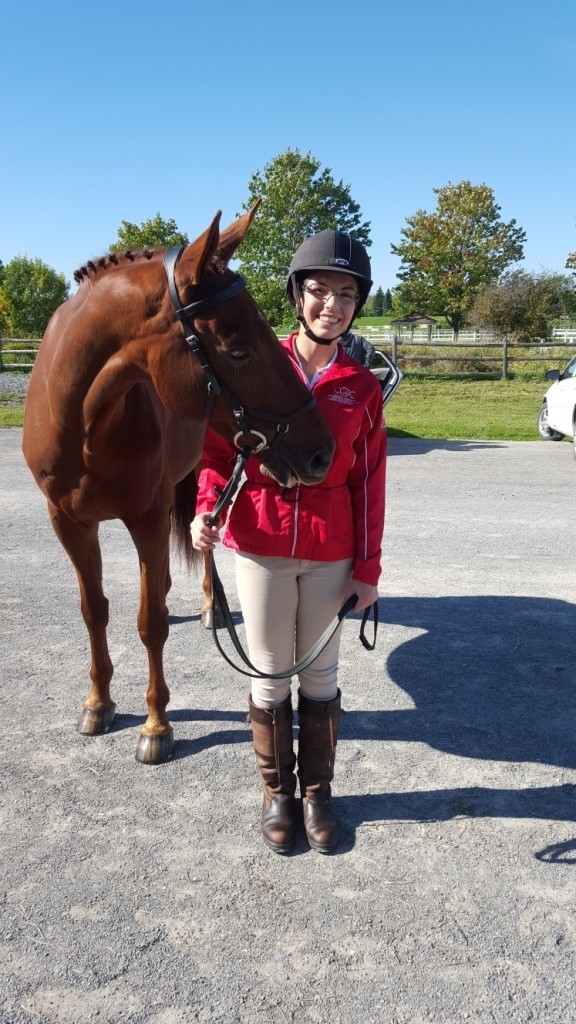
[48,507,116,735]
[200,551,213,628]
[200,551,225,628]
[128,511,174,765]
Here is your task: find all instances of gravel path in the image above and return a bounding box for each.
[2,428,576,1024]
[0,372,30,397]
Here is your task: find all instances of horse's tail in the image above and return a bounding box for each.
[170,470,201,570]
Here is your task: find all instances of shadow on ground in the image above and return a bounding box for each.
[387,434,506,454]
[123,593,576,844]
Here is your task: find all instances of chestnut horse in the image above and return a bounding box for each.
[22,204,334,764]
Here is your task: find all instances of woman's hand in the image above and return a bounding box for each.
[191,513,222,552]
[342,578,379,613]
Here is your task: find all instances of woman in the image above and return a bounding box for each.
[191,230,386,855]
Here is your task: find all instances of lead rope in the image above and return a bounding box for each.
[203,456,378,678]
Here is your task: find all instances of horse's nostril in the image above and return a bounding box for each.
[310,449,332,477]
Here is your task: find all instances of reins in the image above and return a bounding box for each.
[208,552,378,679]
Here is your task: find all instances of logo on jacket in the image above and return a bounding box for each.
[328,386,357,406]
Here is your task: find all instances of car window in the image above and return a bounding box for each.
[560,357,576,380]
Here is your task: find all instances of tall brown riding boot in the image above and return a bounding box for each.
[249,694,297,854]
[297,689,341,854]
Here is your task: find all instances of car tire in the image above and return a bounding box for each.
[572,431,576,461]
[537,403,564,441]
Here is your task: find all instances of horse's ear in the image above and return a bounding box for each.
[217,200,261,266]
[179,211,223,286]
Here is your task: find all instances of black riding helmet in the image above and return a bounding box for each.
[287,230,373,344]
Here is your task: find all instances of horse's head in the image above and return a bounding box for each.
[163,203,335,486]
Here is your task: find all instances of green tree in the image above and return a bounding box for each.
[109,213,189,251]
[237,149,371,327]
[470,270,575,342]
[0,288,14,335]
[391,181,526,337]
[2,257,69,337]
[384,288,393,312]
[372,286,385,316]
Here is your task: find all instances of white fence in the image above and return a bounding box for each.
[358,326,576,345]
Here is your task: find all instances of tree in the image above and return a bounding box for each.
[470,270,575,342]
[237,149,371,327]
[384,289,393,312]
[0,288,14,335]
[2,257,69,337]
[109,213,189,251]
[391,181,526,337]
[372,286,385,316]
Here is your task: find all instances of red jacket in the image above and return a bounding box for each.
[195,335,387,585]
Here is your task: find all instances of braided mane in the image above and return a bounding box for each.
[73,246,230,286]
[73,248,159,284]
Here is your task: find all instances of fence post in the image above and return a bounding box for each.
[392,332,398,364]
[501,337,508,379]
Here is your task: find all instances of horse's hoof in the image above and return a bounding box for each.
[77,703,116,735]
[135,727,174,765]
[201,607,223,629]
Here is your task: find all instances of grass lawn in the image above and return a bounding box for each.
[0,404,25,427]
[0,373,554,442]
[385,375,549,442]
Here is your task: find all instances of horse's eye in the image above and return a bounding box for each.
[228,348,249,362]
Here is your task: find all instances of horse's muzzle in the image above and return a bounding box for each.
[260,444,333,487]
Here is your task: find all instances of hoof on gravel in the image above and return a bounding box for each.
[135,728,174,765]
[77,703,116,735]
[201,607,223,630]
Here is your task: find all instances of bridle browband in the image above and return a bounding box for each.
[163,246,317,454]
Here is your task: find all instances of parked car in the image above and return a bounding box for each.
[537,355,576,457]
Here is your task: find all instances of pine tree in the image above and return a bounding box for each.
[372,286,385,316]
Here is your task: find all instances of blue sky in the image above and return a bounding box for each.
[2,0,575,294]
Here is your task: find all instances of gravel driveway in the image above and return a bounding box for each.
[2,426,576,1024]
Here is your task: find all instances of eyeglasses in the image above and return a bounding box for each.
[301,282,359,306]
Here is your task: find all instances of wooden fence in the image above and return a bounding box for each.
[2,330,576,379]
[0,340,40,370]
[360,327,576,379]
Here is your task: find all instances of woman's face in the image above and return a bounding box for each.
[299,270,358,341]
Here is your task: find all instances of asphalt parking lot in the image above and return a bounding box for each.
[2,427,576,1024]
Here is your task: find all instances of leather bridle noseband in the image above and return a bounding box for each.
[164,246,317,454]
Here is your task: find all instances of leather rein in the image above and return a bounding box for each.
[163,247,378,678]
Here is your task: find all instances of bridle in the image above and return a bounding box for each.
[163,246,317,455]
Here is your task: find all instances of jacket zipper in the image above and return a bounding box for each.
[290,483,301,558]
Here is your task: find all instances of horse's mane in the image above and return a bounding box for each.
[73,248,160,285]
[73,248,228,285]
